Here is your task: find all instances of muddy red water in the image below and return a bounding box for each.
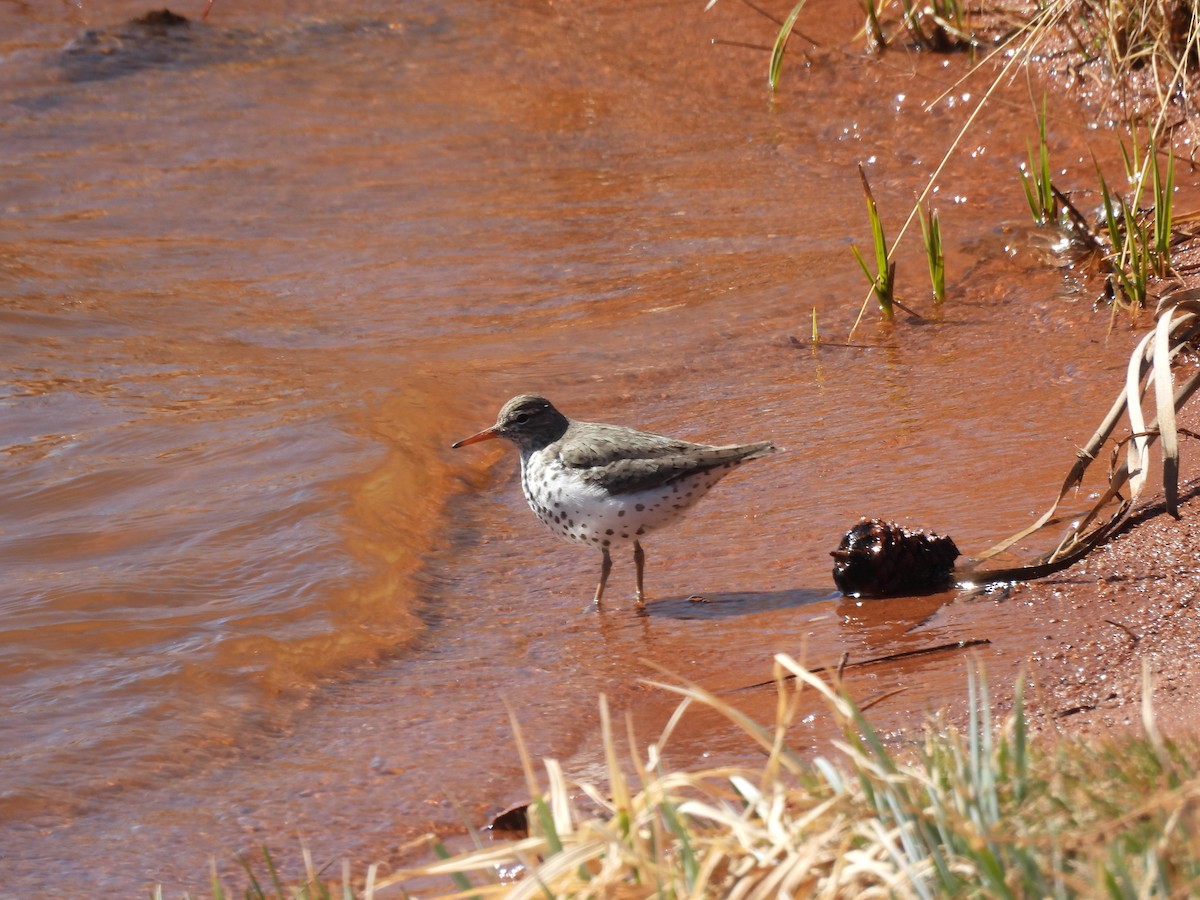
[0,0,1170,894]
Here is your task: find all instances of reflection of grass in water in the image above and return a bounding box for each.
[237,657,1200,898]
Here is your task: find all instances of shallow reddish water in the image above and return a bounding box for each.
[0,0,1163,893]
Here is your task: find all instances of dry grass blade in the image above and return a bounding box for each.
[973,289,1200,578]
[643,658,811,778]
[373,651,1200,898]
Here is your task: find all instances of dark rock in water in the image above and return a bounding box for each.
[130,10,192,30]
[487,801,529,835]
[56,10,425,84]
[60,9,201,82]
[831,517,959,598]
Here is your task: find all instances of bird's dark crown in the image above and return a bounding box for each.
[494,394,570,449]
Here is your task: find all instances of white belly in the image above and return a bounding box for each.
[519,451,728,549]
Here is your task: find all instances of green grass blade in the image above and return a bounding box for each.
[432,838,478,896]
[1022,99,1055,225]
[530,796,564,856]
[769,0,809,90]
[659,795,699,888]
[209,859,225,900]
[262,847,285,898]
[236,854,266,899]
[856,166,894,318]
[1012,676,1028,802]
[920,206,945,302]
[863,0,884,48]
[851,244,875,285]
[1153,145,1174,274]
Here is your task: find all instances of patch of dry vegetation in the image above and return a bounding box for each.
[338,658,1200,898]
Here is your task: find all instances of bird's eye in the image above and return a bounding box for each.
[514,413,530,424]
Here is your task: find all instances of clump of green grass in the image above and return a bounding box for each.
[1093,134,1175,308]
[376,655,1200,898]
[719,0,1200,115]
[1017,106,1177,309]
[1020,98,1058,227]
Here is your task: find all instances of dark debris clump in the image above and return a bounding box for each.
[831,517,960,598]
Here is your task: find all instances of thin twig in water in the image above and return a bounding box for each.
[735,639,991,691]
[1105,618,1141,645]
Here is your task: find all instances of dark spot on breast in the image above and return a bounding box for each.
[618,509,626,517]
[636,526,645,535]
[605,529,613,535]
[635,504,645,512]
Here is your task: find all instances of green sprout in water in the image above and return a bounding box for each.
[768,0,809,90]
[863,0,885,50]
[920,205,945,304]
[1020,97,1056,227]
[850,165,895,320]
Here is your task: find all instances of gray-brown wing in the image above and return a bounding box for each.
[556,423,704,468]
[562,433,774,495]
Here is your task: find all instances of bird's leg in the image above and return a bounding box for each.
[633,540,645,605]
[593,547,613,606]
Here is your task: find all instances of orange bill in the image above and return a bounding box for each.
[451,426,500,449]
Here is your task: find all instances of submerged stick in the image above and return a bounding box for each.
[735,639,991,691]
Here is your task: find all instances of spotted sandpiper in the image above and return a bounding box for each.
[451,394,774,606]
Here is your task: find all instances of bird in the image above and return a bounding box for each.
[451,394,774,606]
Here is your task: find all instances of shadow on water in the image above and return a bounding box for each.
[637,587,840,619]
